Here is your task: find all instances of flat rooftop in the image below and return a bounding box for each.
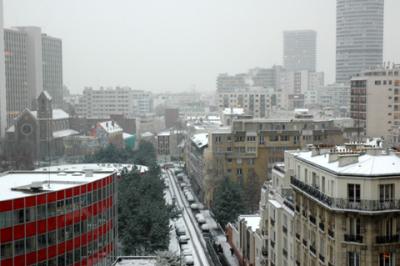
[113,257,156,266]
[0,170,114,201]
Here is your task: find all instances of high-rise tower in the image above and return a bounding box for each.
[0,0,6,137]
[336,0,384,84]
[283,30,317,72]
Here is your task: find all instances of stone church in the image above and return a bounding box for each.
[6,91,78,162]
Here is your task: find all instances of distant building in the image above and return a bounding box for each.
[0,0,6,137]
[217,73,249,91]
[283,30,317,72]
[157,129,183,161]
[336,0,384,83]
[93,121,124,149]
[0,168,118,266]
[165,108,180,128]
[76,87,153,118]
[217,87,272,118]
[350,64,400,141]
[316,83,350,113]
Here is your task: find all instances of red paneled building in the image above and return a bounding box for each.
[0,169,118,266]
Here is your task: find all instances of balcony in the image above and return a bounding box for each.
[309,215,316,225]
[303,239,308,247]
[376,235,400,244]
[262,247,268,257]
[270,240,275,248]
[319,222,325,232]
[284,200,295,212]
[302,210,308,218]
[344,234,363,243]
[310,245,316,255]
[282,225,288,234]
[295,205,300,213]
[319,254,325,263]
[328,229,335,239]
[290,176,400,212]
[270,218,275,227]
[283,249,288,258]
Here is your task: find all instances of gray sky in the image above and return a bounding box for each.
[4,0,400,94]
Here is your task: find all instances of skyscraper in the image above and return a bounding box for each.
[0,0,6,137]
[336,0,384,84]
[42,34,63,107]
[4,29,29,125]
[283,30,317,72]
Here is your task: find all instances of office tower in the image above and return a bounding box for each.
[0,0,6,137]
[42,34,63,107]
[350,64,400,141]
[17,27,44,107]
[4,29,29,125]
[283,30,317,72]
[336,0,384,83]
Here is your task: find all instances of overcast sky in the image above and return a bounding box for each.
[4,0,400,94]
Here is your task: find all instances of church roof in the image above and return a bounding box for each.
[31,109,69,120]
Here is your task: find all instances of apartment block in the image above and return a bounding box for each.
[217,87,272,118]
[76,87,153,118]
[350,64,400,140]
[208,115,345,208]
[0,0,7,137]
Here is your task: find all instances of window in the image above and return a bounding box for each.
[1,243,12,258]
[280,135,289,141]
[380,252,395,266]
[348,184,360,203]
[247,136,256,142]
[321,176,326,193]
[259,135,265,144]
[270,135,279,142]
[14,239,25,255]
[348,252,360,266]
[349,217,361,236]
[379,184,394,202]
[237,168,242,175]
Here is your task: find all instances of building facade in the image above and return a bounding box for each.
[0,168,118,266]
[0,0,6,137]
[336,0,384,83]
[350,64,400,141]
[283,30,317,72]
[287,147,400,266]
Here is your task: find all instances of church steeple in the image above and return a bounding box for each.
[37,91,53,119]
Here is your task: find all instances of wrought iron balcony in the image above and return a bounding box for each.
[291,176,400,212]
[376,235,400,244]
[344,234,363,243]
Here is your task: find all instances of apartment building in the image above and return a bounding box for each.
[0,0,6,136]
[217,87,273,118]
[208,116,345,208]
[76,87,153,118]
[287,147,400,266]
[350,64,400,140]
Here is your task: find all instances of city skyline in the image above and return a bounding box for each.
[4,0,400,93]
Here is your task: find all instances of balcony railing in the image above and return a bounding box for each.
[319,254,325,263]
[290,176,400,212]
[262,247,268,257]
[309,215,316,225]
[376,235,400,244]
[319,222,325,232]
[310,245,316,255]
[344,234,363,243]
[328,229,335,239]
[284,200,295,212]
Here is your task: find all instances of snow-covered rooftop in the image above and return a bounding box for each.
[123,132,134,139]
[35,163,149,174]
[0,170,114,201]
[239,215,260,232]
[223,108,244,115]
[191,133,208,149]
[53,129,79,139]
[98,121,123,134]
[293,150,400,176]
[31,109,70,120]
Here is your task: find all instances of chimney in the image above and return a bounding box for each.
[366,148,383,156]
[311,146,320,157]
[328,152,339,163]
[338,154,359,167]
